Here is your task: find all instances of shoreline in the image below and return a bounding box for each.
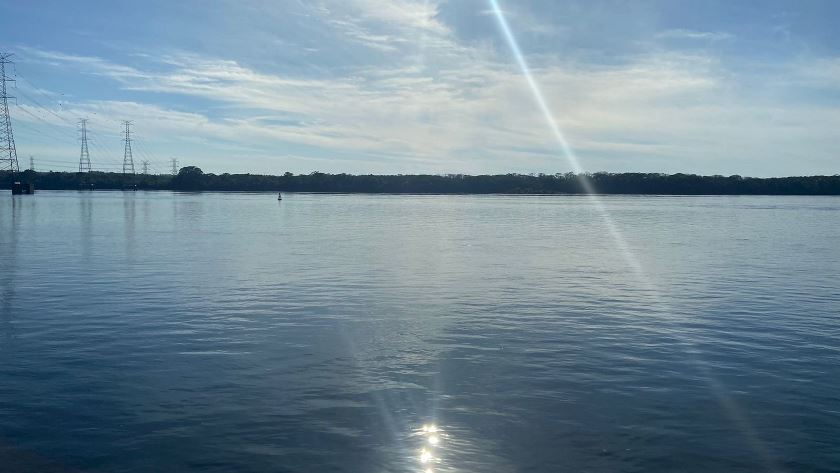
[13,189,840,198]
[4,170,840,196]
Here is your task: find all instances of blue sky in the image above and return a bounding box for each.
[1,0,838,176]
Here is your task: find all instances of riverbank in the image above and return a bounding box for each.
[3,169,840,195]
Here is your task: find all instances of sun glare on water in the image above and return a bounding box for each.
[416,424,445,472]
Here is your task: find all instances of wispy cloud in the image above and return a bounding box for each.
[310,0,450,52]
[11,46,713,165]
[656,29,734,42]
[20,46,150,81]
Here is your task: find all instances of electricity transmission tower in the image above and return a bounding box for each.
[29,155,34,171]
[78,118,92,173]
[170,158,178,175]
[122,120,134,175]
[0,53,19,174]
[141,160,149,174]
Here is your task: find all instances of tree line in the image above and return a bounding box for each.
[3,167,840,195]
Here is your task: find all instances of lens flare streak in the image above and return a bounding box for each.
[486,1,784,471]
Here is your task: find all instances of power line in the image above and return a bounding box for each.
[11,75,127,172]
[132,142,154,166]
[14,104,74,137]
[132,138,167,168]
[12,114,75,147]
[12,97,96,164]
[11,64,204,178]
[35,156,120,169]
[13,109,131,172]
[14,87,74,127]
[0,52,19,173]
[84,129,123,170]
[6,88,129,174]
[14,73,76,126]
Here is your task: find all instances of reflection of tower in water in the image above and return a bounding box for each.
[123,193,137,263]
[1,198,20,342]
[80,194,94,264]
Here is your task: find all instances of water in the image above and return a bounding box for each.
[1,191,838,472]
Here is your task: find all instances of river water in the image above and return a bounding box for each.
[1,191,838,472]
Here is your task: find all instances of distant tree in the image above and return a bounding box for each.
[19,168,36,183]
[172,166,204,190]
[3,169,840,195]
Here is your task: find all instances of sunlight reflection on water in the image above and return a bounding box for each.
[417,424,445,472]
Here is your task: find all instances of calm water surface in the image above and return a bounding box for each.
[1,192,838,472]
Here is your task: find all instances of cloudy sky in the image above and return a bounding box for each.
[1,0,839,176]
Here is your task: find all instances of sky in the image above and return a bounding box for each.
[1,0,838,176]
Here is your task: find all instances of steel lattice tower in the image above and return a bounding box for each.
[141,160,149,175]
[29,155,34,171]
[0,53,19,174]
[170,158,178,175]
[78,118,92,173]
[122,120,134,175]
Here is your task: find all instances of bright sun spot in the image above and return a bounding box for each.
[417,423,444,470]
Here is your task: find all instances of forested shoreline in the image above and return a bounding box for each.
[3,168,840,195]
